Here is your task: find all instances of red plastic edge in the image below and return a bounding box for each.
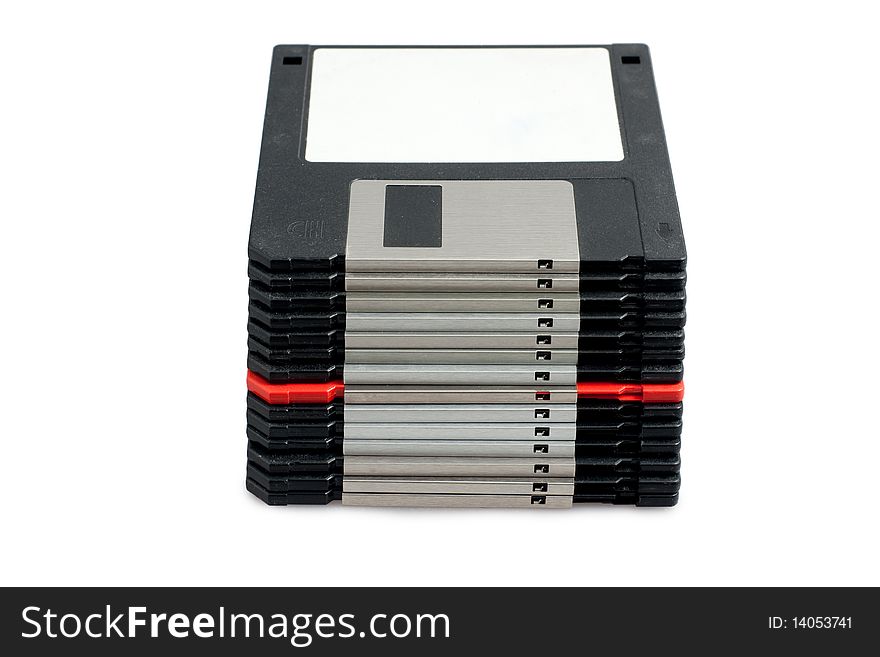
[247,371,683,405]
[576,381,684,403]
[246,371,344,404]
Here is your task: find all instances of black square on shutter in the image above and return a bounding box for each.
[383,185,442,248]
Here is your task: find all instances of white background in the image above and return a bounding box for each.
[1,0,878,587]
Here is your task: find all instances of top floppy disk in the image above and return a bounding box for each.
[248,45,685,274]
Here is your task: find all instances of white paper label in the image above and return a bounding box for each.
[305,48,623,163]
